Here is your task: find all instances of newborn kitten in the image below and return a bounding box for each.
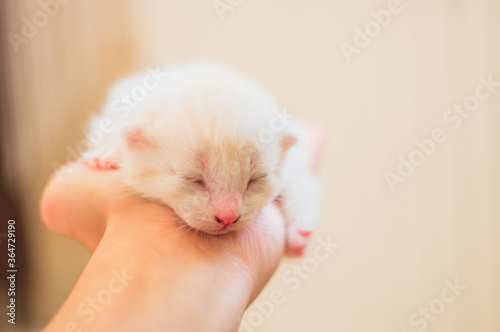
[81,61,319,256]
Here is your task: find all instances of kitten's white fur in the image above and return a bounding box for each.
[83,61,318,253]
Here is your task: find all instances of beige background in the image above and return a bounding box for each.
[2,0,499,331]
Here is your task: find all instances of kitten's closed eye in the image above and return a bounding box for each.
[183,176,204,186]
[250,173,267,182]
[248,174,267,187]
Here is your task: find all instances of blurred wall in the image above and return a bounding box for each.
[2,1,137,330]
[1,0,499,331]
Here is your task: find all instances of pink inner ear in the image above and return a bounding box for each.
[125,126,149,146]
[281,135,297,152]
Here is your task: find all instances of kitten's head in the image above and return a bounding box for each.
[120,123,295,234]
[118,61,296,234]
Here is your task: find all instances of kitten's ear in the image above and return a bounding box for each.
[281,134,297,154]
[125,124,152,148]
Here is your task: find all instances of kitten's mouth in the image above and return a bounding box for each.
[212,225,233,234]
[183,221,233,235]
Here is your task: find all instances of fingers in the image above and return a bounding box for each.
[40,163,117,251]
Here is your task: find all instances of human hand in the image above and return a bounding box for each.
[40,163,285,331]
[40,126,323,332]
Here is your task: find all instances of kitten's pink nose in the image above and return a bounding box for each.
[215,214,240,226]
[214,197,240,226]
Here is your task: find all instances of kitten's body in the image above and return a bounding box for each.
[82,62,318,255]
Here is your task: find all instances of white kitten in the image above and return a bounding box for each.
[81,61,319,256]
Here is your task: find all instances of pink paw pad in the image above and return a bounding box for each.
[287,242,307,257]
[81,149,121,171]
[286,228,313,257]
[298,229,312,238]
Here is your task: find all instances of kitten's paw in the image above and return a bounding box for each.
[81,148,121,170]
[286,227,313,257]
